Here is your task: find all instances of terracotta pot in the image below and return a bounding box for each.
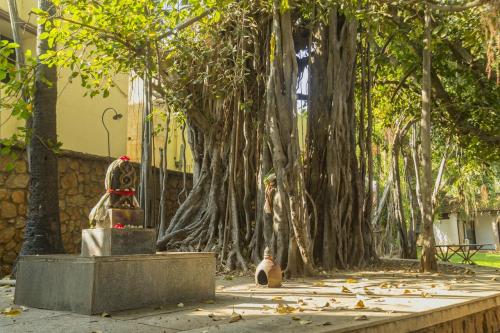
[255,254,282,288]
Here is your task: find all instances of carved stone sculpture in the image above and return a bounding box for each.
[83,156,153,256]
[89,155,142,228]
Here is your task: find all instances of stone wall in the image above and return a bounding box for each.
[0,149,192,276]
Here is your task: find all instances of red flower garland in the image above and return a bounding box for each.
[107,189,136,196]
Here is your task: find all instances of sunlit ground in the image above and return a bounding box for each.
[1,260,499,332]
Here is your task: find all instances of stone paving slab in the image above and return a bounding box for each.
[1,262,499,333]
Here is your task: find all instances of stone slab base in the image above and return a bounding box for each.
[81,228,156,256]
[14,253,215,315]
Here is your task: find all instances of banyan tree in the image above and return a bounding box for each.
[155,1,377,273]
[44,0,379,275]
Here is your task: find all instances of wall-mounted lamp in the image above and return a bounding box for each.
[101,107,123,157]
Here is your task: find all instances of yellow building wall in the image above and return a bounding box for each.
[127,77,193,172]
[0,1,129,158]
[0,0,35,22]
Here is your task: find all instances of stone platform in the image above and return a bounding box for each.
[3,260,500,332]
[14,252,215,315]
[81,228,156,256]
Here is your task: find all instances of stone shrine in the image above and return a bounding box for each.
[14,156,215,315]
[81,155,155,256]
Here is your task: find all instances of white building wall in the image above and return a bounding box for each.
[474,214,497,250]
[434,213,460,245]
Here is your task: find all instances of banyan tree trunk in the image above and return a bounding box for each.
[266,0,315,276]
[306,8,376,270]
[155,4,272,272]
[156,111,250,269]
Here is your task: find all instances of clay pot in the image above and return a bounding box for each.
[255,254,282,288]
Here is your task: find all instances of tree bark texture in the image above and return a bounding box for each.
[266,0,314,275]
[306,7,376,269]
[156,2,381,274]
[19,0,64,256]
[156,7,269,271]
[420,6,437,272]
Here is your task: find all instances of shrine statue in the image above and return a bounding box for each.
[89,155,141,227]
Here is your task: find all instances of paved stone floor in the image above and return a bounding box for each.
[1,261,499,333]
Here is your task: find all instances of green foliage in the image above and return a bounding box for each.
[14,0,499,209]
[37,0,225,100]
[0,40,36,170]
[368,2,499,163]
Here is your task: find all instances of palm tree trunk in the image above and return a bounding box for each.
[19,0,64,257]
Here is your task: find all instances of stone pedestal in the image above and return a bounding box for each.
[96,208,144,229]
[81,228,156,256]
[14,253,216,314]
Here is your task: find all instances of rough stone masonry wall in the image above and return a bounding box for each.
[0,149,192,276]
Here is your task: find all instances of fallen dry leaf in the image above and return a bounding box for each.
[297,299,307,305]
[379,283,389,289]
[355,315,368,321]
[1,307,21,317]
[320,301,330,308]
[346,278,358,283]
[262,305,272,311]
[322,321,332,326]
[229,312,242,323]
[101,312,111,317]
[421,292,432,298]
[341,286,353,294]
[299,319,312,325]
[272,296,283,301]
[403,289,412,295]
[313,281,325,287]
[364,287,375,295]
[354,300,366,309]
[276,304,297,314]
